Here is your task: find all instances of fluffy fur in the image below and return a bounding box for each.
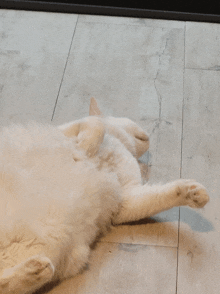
[0,98,209,294]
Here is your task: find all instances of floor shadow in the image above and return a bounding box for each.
[180,206,214,233]
[116,207,214,233]
[34,281,60,294]
[138,154,151,184]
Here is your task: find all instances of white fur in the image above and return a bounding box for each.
[0,98,209,294]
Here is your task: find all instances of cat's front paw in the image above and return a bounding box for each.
[175,179,209,208]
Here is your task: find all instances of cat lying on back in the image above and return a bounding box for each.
[0,98,209,294]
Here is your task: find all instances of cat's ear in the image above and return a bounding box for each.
[89,97,103,116]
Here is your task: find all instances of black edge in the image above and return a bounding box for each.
[1,0,220,23]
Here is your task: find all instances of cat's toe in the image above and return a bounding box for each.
[175,179,209,208]
[185,182,209,208]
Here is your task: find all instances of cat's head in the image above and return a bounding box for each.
[89,97,149,158]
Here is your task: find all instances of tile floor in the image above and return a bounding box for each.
[0,9,220,294]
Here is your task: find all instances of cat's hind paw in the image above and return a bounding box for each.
[24,255,55,278]
[176,179,210,208]
[0,255,54,294]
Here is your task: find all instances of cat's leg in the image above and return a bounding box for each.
[0,245,91,294]
[0,255,54,294]
[112,179,209,224]
[59,116,105,157]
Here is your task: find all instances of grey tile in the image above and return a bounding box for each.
[53,21,184,124]
[185,22,220,70]
[182,69,220,187]
[177,69,220,293]
[0,10,78,125]
[45,242,177,294]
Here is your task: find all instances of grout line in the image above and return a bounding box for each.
[176,207,180,294]
[180,22,186,180]
[175,21,186,294]
[51,15,79,122]
[185,67,220,72]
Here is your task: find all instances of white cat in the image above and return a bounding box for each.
[0,98,209,294]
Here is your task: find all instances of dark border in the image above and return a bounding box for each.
[1,0,220,23]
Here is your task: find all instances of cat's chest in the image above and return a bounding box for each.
[93,135,127,170]
[92,134,141,187]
